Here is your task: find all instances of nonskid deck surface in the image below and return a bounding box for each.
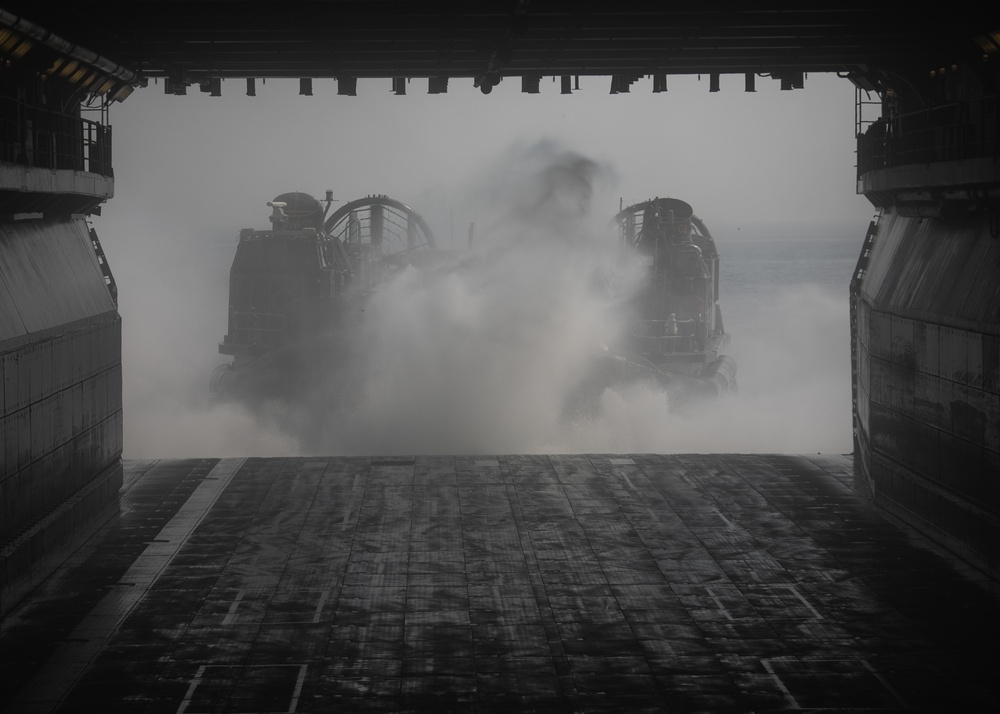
[1,454,997,713]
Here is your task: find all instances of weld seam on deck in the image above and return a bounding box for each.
[5,457,246,714]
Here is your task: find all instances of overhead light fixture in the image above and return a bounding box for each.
[709,73,720,92]
[611,75,633,94]
[775,71,804,90]
[521,75,540,94]
[745,72,755,92]
[299,77,312,96]
[561,75,572,94]
[57,59,78,79]
[392,77,406,95]
[77,71,99,90]
[208,77,222,97]
[652,74,667,93]
[246,78,256,96]
[338,77,357,96]
[428,76,448,94]
[165,76,186,95]
[110,82,134,103]
[164,73,185,95]
[476,74,499,94]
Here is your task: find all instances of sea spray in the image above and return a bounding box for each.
[113,139,854,457]
[299,141,627,454]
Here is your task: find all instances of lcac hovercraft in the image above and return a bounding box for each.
[603,197,737,400]
[210,191,444,402]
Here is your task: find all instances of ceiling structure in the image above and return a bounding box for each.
[1,2,997,97]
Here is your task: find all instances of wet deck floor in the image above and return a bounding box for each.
[1,454,997,713]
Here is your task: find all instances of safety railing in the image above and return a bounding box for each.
[857,94,998,178]
[0,96,113,177]
[630,318,699,355]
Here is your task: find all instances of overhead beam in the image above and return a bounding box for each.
[0,1,991,84]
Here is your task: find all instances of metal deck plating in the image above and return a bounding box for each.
[2,454,997,713]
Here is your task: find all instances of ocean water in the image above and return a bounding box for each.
[708,227,863,455]
[719,232,860,326]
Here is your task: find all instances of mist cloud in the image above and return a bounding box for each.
[285,141,626,454]
[110,139,854,458]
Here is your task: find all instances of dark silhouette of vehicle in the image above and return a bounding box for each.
[603,197,737,400]
[211,191,443,401]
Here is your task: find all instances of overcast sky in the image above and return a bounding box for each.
[91,71,875,458]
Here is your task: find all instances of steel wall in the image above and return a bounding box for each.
[0,216,123,616]
[854,209,1000,577]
